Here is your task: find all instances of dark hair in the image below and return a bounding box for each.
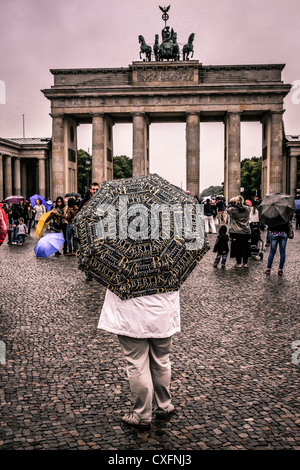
[91,182,99,187]
[67,198,76,208]
[219,225,227,235]
[55,196,65,207]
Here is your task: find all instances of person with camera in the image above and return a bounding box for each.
[51,196,67,256]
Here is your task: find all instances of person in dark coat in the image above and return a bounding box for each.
[203,199,217,234]
[11,203,21,242]
[78,182,99,280]
[213,225,229,269]
[265,218,292,276]
[78,182,99,210]
[227,195,251,268]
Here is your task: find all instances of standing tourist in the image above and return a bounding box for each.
[65,198,79,255]
[216,197,226,225]
[78,182,99,280]
[98,289,180,431]
[51,196,67,256]
[265,218,293,276]
[33,198,46,228]
[26,202,35,235]
[203,198,217,234]
[227,195,251,268]
[78,182,100,210]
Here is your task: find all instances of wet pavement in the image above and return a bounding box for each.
[0,223,299,452]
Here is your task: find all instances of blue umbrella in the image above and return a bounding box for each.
[34,232,65,258]
[30,194,52,212]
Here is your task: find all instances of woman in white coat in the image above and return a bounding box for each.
[98,288,180,431]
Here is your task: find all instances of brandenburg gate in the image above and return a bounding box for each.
[42,8,291,201]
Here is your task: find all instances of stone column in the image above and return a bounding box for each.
[4,155,12,198]
[92,114,105,184]
[51,114,65,199]
[224,112,241,202]
[289,155,298,197]
[186,112,200,197]
[0,154,3,201]
[38,158,46,197]
[269,111,284,194]
[261,111,284,195]
[21,161,27,198]
[132,113,146,176]
[14,157,21,195]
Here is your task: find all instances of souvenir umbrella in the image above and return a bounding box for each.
[73,173,210,300]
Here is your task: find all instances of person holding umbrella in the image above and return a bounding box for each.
[74,173,209,431]
[33,198,46,228]
[98,289,180,431]
[264,218,292,276]
[258,193,295,276]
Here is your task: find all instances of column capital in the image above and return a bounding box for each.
[131,111,145,117]
[226,111,242,116]
[185,111,200,117]
[270,109,285,115]
[50,113,64,118]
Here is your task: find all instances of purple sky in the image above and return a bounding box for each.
[1,0,300,191]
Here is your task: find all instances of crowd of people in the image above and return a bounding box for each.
[0,184,101,255]
[0,193,81,252]
[0,188,297,277]
[194,194,296,275]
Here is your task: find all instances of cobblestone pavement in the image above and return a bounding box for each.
[0,223,299,451]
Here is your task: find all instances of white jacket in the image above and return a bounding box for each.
[98,289,180,339]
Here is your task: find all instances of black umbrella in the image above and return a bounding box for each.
[73,174,209,299]
[65,192,80,198]
[258,193,295,227]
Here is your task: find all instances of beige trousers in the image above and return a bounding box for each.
[117,335,173,422]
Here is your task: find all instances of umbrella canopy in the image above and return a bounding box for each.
[4,195,26,204]
[65,192,80,198]
[34,232,65,258]
[258,193,295,227]
[30,194,52,212]
[73,173,210,300]
[36,211,54,239]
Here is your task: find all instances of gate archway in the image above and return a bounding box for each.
[42,61,291,201]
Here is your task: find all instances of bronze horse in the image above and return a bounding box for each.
[138,35,152,61]
[183,33,195,61]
